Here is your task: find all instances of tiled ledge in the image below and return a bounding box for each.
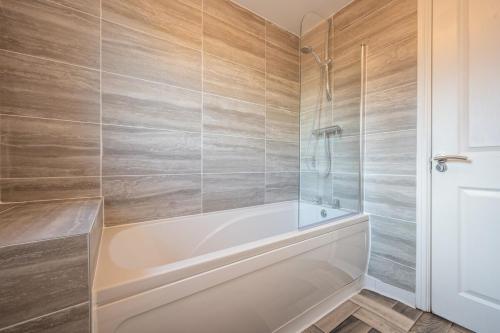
[0,198,103,332]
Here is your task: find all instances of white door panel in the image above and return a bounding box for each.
[432,0,500,332]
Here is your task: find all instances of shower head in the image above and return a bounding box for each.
[300,45,322,65]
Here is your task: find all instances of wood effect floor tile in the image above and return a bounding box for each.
[449,324,475,333]
[409,313,452,333]
[0,0,100,68]
[359,290,398,308]
[332,315,380,333]
[351,292,415,331]
[353,308,406,333]
[392,302,422,323]
[302,325,324,333]
[315,300,360,332]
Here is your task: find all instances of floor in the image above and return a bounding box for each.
[302,290,474,333]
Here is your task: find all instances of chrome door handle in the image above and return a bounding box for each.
[433,154,469,163]
[433,154,469,172]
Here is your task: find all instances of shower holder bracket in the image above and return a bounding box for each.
[312,125,342,137]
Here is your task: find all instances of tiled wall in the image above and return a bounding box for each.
[301,0,418,292]
[0,0,300,226]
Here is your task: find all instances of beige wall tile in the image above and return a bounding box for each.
[0,303,89,333]
[0,51,100,123]
[266,22,299,54]
[102,125,201,176]
[0,177,100,203]
[0,116,100,178]
[203,135,265,173]
[266,74,299,111]
[203,93,265,138]
[103,0,202,50]
[103,174,201,226]
[204,53,265,105]
[52,0,100,16]
[266,42,299,83]
[367,35,417,94]
[202,173,265,213]
[102,72,201,132]
[0,236,88,328]
[203,13,265,71]
[102,21,201,90]
[265,172,299,204]
[0,0,100,68]
[203,0,265,39]
[266,141,299,172]
[266,107,299,142]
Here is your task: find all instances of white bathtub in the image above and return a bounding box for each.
[94,201,369,333]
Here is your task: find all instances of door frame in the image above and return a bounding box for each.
[415,0,433,311]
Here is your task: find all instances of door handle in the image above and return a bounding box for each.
[433,154,469,172]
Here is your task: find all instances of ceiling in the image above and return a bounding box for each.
[232,0,353,36]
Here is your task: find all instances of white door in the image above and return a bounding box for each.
[432,0,500,332]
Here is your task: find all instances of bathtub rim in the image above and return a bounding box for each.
[95,212,369,306]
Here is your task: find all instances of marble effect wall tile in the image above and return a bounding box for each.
[103,0,202,50]
[102,72,202,132]
[102,21,201,90]
[0,0,100,68]
[365,129,416,175]
[368,254,416,292]
[266,141,299,172]
[364,174,416,222]
[265,172,299,204]
[0,116,100,178]
[0,236,88,328]
[0,51,100,123]
[0,303,89,333]
[370,215,416,268]
[203,135,264,173]
[203,94,265,138]
[202,173,265,213]
[102,125,201,175]
[103,175,201,226]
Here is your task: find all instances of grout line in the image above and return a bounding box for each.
[0,48,99,72]
[370,253,417,271]
[0,196,101,206]
[368,213,417,225]
[0,302,90,331]
[99,0,103,202]
[201,0,205,213]
[0,114,100,126]
[45,0,100,19]
[264,19,268,197]
[100,18,202,54]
